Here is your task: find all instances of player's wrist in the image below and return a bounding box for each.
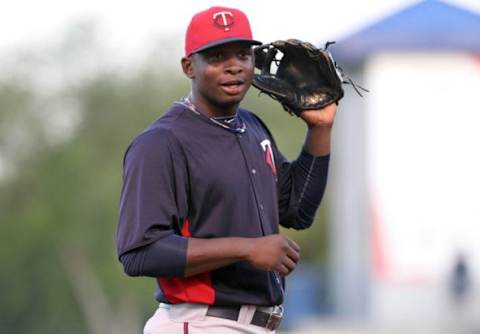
[305,121,335,130]
[240,237,256,263]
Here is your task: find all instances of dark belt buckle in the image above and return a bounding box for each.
[265,305,283,331]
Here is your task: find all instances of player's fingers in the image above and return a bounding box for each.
[277,264,291,277]
[282,256,297,273]
[286,245,300,263]
[286,238,300,252]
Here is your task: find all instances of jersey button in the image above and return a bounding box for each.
[251,169,257,174]
[259,204,264,210]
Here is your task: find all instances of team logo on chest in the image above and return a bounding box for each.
[260,139,277,176]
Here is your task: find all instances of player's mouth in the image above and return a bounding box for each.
[220,79,245,95]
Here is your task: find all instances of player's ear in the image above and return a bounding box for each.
[181,56,195,79]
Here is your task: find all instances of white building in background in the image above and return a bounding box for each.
[328,0,480,330]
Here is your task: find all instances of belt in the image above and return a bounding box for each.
[206,305,283,331]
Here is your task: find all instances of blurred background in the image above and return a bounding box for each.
[1,0,480,333]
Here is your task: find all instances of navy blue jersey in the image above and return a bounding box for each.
[117,102,329,306]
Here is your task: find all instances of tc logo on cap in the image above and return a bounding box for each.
[184,6,261,56]
[213,11,234,31]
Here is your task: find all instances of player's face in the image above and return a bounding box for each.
[183,42,254,116]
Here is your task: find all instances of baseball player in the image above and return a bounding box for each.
[116,6,337,334]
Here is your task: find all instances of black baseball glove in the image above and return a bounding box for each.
[252,39,366,116]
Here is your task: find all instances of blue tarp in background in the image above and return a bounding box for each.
[332,0,480,64]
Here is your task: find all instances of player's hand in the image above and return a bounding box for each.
[299,103,337,128]
[246,234,300,276]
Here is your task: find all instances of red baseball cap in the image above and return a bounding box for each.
[185,6,262,56]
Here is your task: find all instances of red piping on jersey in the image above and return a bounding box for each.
[265,146,277,175]
[158,218,215,304]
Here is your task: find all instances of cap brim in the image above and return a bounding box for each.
[191,37,262,55]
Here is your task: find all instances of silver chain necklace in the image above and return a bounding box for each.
[175,95,247,134]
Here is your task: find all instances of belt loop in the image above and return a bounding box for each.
[238,305,256,324]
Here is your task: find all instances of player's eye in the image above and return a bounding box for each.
[205,52,224,62]
[238,48,253,60]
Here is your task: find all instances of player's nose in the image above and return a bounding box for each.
[224,56,243,74]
